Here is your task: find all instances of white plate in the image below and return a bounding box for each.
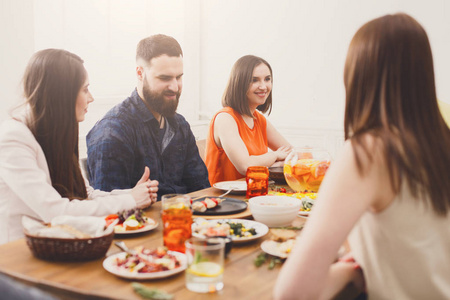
[298,210,310,217]
[114,218,158,235]
[192,218,268,243]
[103,251,187,280]
[213,181,247,194]
[260,240,293,258]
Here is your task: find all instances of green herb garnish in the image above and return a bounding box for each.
[254,252,267,267]
[271,226,304,230]
[268,257,283,270]
[132,282,173,300]
[254,252,284,269]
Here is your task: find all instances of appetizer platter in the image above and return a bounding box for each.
[103,246,187,280]
[192,197,248,216]
[192,218,268,243]
[105,209,158,235]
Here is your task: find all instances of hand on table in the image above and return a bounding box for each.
[274,146,292,162]
[337,252,366,292]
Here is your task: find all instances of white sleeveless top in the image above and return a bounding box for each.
[348,184,450,300]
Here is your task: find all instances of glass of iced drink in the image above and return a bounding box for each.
[185,238,225,293]
[161,194,192,253]
[246,166,269,199]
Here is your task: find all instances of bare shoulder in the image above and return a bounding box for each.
[345,134,395,210]
[348,133,386,169]
[215,111,235,122]
[214,112,238,130]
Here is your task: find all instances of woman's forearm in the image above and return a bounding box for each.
[273,262,361,300]
[235,151,277,175]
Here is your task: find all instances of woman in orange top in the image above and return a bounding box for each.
[205,55,291,185]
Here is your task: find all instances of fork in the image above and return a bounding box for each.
[218,188,235,198]
[114,241,136,255]
[191,188,235,201]
[114,241,153,265]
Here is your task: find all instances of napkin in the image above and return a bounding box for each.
[51,215,106,237]
[22,215,115,239]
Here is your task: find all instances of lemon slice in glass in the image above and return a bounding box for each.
[187,262,223,277]
[168,202,187,210]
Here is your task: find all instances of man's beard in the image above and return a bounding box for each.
[142,80,180,117]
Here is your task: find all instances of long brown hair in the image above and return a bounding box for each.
[344,13,450,215]
[222,55,273,117]
[23,49,88,200]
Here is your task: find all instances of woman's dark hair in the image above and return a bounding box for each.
[344,13,450,215]
[23,49,88,200]
[222,55,273,117]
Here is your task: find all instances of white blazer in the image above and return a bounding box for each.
[0,119,136,244]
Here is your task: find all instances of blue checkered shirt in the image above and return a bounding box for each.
[86,89,210,199]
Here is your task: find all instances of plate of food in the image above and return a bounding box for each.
[103,246,187,280]
[192,197,248,216]
[260,228,301,258]
[192,218,268,243]
[261,240,296,259]
[213,181,247,194]
[105,209,158,235]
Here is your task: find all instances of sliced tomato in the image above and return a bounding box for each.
[105,214,119,220]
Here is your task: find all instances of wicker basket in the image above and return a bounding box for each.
[24,230,114,262]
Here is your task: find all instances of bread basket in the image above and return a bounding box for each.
[24,230,114,262]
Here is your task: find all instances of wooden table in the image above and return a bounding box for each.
[0,185,361,299]
[0,186,308,300]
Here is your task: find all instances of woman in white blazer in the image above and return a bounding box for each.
[0,49,159,244]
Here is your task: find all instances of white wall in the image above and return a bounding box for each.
[1,0,449,159]
[0,0,34,121]
[199,0,450,157]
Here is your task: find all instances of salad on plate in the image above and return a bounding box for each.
[105,209,157,234]
[103,246,187,280]
[192,218,268,242]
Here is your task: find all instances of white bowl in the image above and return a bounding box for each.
[249,196,301,227]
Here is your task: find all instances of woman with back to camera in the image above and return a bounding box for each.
[0,49,159,245]
[205,55,292,185]
[274,13,450,299]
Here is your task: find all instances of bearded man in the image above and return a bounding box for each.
[86,34,210,199]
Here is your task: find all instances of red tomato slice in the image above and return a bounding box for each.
[105,214,119,220]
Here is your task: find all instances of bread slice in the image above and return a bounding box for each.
[52,224,91,239]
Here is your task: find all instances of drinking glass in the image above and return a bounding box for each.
[246,166,269,198]
[185,238,225,293]
[161,194,192,253]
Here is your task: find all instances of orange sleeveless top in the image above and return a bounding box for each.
[205,107,268,185]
